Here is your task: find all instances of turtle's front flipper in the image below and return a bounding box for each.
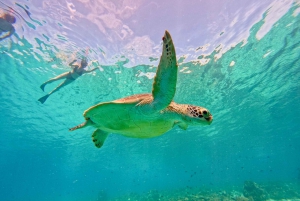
[173,121,188,130]
[92,129,109,148]
[151,30,178,111]
[69,118,93,131]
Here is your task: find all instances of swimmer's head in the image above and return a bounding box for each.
[81,57,88,67]
[3,13,16,24]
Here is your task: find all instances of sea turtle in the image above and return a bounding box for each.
[69,30,213,148]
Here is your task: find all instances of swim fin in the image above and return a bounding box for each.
[40,83,46,91]
[38,94,50,104]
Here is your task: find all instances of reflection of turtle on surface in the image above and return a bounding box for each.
[70,31,213,149]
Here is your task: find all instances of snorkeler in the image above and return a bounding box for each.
[38,57,99,104]
[0,12,16,41]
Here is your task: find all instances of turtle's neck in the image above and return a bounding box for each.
[165,102,188,118]
[164,102,189,129]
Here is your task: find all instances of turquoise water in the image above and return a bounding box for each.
[0,0,300,200]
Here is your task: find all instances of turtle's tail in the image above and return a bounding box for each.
[69,118,92,131]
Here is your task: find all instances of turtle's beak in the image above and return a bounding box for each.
[206,116,213,125]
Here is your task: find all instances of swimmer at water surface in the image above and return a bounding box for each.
[38,57,99,104]
[0,12,16,41]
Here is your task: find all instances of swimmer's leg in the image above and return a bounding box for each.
[40,72,70,91]
[48,78,74,95]
[38,79,74,104]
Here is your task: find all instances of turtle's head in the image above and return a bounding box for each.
[184,105,213,125]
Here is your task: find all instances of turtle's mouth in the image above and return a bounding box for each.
[205,116,213,124]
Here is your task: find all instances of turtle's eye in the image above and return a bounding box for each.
[203,110,207,115]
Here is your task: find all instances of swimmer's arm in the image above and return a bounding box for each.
[0,26,15,41]
[69,60,78,68]
[84,68,99,73]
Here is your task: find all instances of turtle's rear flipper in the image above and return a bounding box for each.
[92,129,109,148]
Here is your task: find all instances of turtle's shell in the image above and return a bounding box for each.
[84,94,176,138]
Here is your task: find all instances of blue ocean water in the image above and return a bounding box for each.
[0,0,300,200]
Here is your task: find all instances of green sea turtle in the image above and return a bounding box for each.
[69,30,213,148]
